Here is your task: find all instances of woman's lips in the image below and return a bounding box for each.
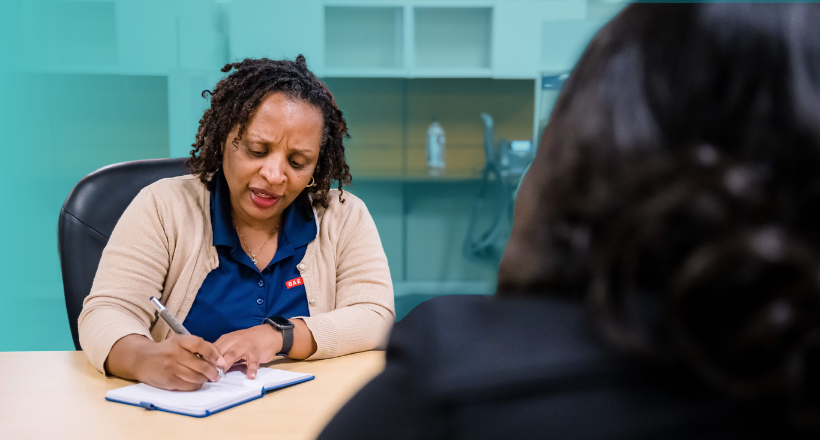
[249,189,280,209]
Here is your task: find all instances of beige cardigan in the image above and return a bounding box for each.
[78,175,395,373]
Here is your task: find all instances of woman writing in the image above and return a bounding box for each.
[79,56,394,390]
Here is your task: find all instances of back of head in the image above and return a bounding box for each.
[499,1,820,419]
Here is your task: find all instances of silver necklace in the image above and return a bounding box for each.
[233,221,279,265]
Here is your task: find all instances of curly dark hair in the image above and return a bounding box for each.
[500,2,820,415]
[187,55,352,208]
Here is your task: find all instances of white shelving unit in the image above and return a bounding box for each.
[323,5,494,78]
[315,0,592,79]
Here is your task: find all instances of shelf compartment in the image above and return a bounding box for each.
[414,7,492,69]
[325,6,404,69]
[325,77,533,182]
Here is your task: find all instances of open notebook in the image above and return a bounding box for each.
[105,367,314,417]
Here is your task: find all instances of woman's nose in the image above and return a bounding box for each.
[259,156,287,184]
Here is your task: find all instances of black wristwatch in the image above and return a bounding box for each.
[265,316,295,356]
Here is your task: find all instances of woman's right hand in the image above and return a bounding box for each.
[105,334,227,391]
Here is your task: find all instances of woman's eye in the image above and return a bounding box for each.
[249,149,265,157]
[291,160,304,168]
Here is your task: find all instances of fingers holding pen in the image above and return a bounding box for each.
[171,363,216,391]
[148,297,226,382]
[178,335,228,376]
[135,335,220,390]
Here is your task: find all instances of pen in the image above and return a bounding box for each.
[150,296,226,378]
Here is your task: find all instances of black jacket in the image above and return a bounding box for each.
[318,295,798,440]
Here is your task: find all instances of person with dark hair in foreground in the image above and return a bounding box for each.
[79,56,394,390]
[318,3,820,439]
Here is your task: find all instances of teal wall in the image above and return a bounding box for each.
[0,0,616,351]
[0,73,169,350]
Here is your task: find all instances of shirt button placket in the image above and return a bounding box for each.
[257,280,266,307]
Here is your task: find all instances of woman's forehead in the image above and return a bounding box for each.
[249,94,322,128]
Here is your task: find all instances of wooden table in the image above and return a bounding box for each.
[0,350,385,440]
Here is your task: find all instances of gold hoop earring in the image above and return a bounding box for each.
[306,177,316,188]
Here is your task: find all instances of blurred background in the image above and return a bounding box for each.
[0,0,625,351]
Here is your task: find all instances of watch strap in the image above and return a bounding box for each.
[277,325,293,356]
[265,317,295,356]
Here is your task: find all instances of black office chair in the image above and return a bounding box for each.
[58,158,191,350]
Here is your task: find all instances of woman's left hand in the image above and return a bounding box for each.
[214,325,282,379]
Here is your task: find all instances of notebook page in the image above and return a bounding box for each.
[106,379,259,416]
[224,367,314,391]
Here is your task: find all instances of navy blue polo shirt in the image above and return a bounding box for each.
[183,172,315,343]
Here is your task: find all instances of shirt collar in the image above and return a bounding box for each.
[210,171,317,250]
[210,171,238,249]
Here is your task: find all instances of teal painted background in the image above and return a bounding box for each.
[0,0,621,352]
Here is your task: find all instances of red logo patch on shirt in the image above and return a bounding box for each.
[286,277,304,289]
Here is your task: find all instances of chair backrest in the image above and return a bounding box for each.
[58,158,191,350]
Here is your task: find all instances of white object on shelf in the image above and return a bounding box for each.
[510,140,532,152]
[426,119,446,170]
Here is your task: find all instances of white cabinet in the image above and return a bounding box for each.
[320,4,496,78]
[228,0,603,79]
